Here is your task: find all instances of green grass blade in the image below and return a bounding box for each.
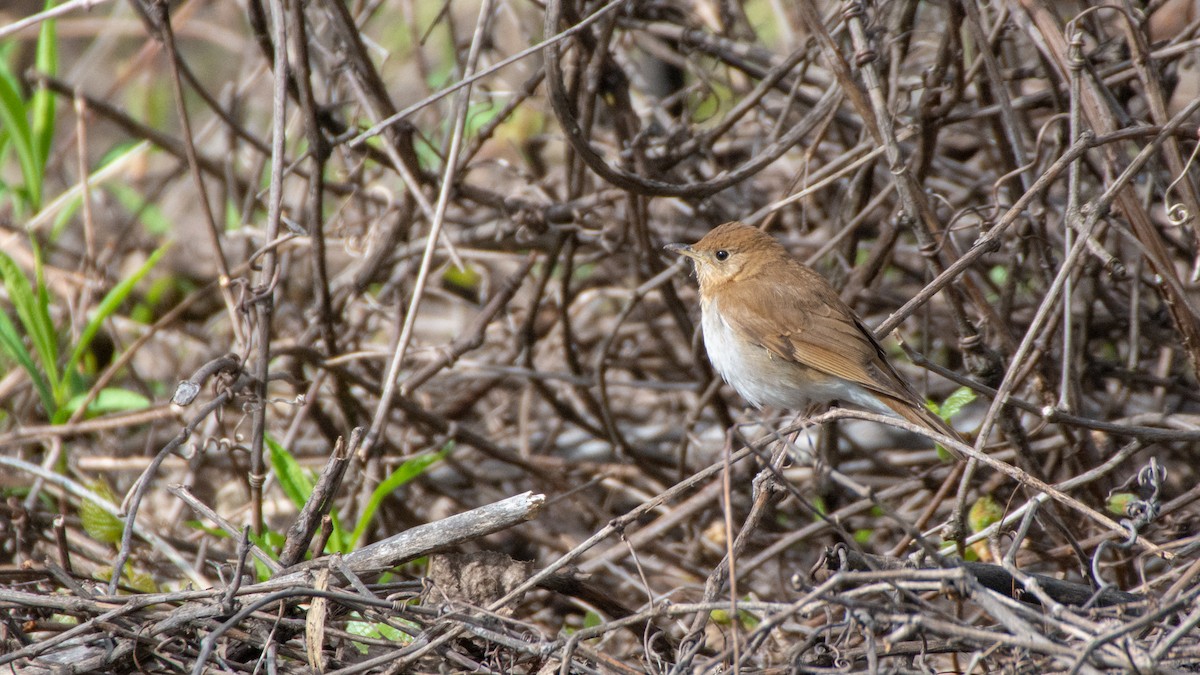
[63,245,167,388]
[266,435,313,509]
[266,434,349,554]
[350,448,446,547]
[246,529,282,581]
[105,181,172,235]
[0,310,54,413]
[0,67,40,209]
[0,249,59,412]
[31,2,57,176]
[0,113,10,157]
[31,244,61,405]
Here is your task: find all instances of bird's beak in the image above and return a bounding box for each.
[664,242,696,260]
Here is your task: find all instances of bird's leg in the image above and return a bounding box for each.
[750,420,795,503]
[779,407,820,467]
[813,407,840,508]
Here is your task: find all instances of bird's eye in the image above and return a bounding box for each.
[714,250,729,262]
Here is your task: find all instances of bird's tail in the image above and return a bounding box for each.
[882,396,966,460]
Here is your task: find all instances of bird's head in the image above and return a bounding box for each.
[665,222,785,295]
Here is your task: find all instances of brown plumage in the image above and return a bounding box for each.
[667,221,963,458]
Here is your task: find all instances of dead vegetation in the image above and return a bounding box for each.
[2,0,1200,672]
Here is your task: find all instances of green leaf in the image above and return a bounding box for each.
[63,245,167,391]
[61,387,150,419]
[938,386,977,421]
[968,495,1004,534]
[80,479,123,544]
[737,607,761,630]
[442,264,480,293]
[708,606,759,630]
[582,610,602,629]
[122,569,157,593]
[809,495,828,518]
[1107,492,1135,516]
[374,622,406,641]
[266,435,313,510]
[48,613,79,626]
[347,617,412,653]
[350,447,447,547]
[184,520,230,538]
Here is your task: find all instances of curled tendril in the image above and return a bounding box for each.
[1126,458,1165,527]
[1163,132,1200,226]
[1086,459,1166,608]
[1165,202,1189,226]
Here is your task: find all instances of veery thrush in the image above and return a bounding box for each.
[667,222,963,458]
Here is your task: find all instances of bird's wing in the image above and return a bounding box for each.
[717,268,914,402]
[718,267,964,452]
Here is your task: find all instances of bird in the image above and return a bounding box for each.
[666,221,963,459]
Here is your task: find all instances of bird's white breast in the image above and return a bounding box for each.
[700,299,752,400]
[699,297,801,409]
[699,296,889,413]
